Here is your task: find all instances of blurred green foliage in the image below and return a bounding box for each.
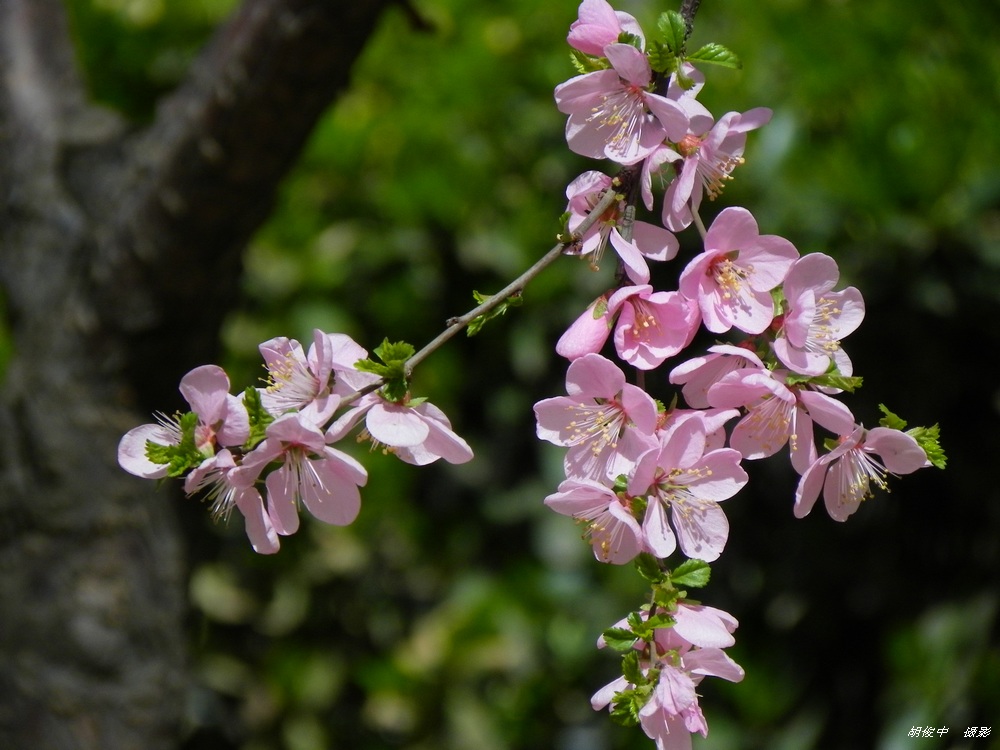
[63,0,1000,748]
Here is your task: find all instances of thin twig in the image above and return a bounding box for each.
[339,179,627,406]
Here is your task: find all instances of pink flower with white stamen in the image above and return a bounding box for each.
[544,478,644,564]
[679,207,798,335]
[233,411,367,537]
[535,353,658,482]
[661,108,772,232]
[555,44,689,165]
[773,253,865,376]
[629,418,747,562]
[795,425,928,521]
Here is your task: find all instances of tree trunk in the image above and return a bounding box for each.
[0,0,392,746]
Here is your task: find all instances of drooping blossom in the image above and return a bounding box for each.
[669,343,766,409]
[259,329,376,425]
[233,411,367,537]
[592,605,744,749]
[544,478,644,564]
[660,108,773,232]
[794,425,928,521]
[535,353,658,481]
[118,364,249,479]
[327,393,473,466]
[678,207,798,335]
[556,284,700,369]
[184,449,279,554]
[773,253,865,376]
[555,43,688,165]
[628,418,747,562]
[566,0,644,56]
[564,170,678,282]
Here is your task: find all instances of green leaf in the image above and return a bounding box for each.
[569,49,608,74]
[646,41,677,75]
[467,290,523,336]
[657,11,687,56]
[634,552,668,584]
[687,43,742,70]
[602,627,639,652]
[670,559,711,588]
[878,404,908,430]
[785,371,863,393]
[243,386,274,449]
[908,423,947,470]
[621,650,646,686]
[145,411,206,478]
[355,338,415,402]
[617,30,643,50]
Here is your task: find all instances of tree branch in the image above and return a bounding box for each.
[93,0,394,405]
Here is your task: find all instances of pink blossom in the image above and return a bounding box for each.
[555,44,688,165]
[564,170,678,282]
[544,478,644,564]
[556,284,700,369]
[233,412,367,536]
[184,449,279,554]
[535,353,658,481]
[678,207,798,334]
[327,394,473,466]
[794,425,928,521]
[629,418,747,562]
[655,406,740,454]
[592,604,744,750]
[707,367,855,475]
[118,364,249,479]
[773,253,865,376]
[259,329,376,425]
[567,0,644,56]
[661,108,772,232]
[669,343,766,409]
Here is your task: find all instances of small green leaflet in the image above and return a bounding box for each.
[144,411,205,478]
[569,49,608,74]
[657,10,687,56]
[687,43,742,70]
[355,339,415,402]
[670,558,711,588]
[243,386,274,449]
[602,627,639,652]
[467,290,522,336]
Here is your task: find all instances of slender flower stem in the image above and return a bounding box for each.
[692,208,709,241]
[339,175,630,407]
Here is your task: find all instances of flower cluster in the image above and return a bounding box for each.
[537,2,944,746]
[119,331,472,554]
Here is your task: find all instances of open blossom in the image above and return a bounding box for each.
[678,207,798,334]
[567,0,644,56]
[794,425,928,521]
[707,367,855,475]
[233,411,367,537]
[118,364,249,479]
[556,284,700,369]
[259,329,376,425]
[535,353,658,481]
[564,170,678,282]
[544,478,643,564]
[184,449,279,554]
[327,393,473,466]
[660,108,773,232]
[629,418,747,562]
[773,253,865,376]
[555,43,688,165]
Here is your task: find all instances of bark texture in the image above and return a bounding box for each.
[0,0,392,746]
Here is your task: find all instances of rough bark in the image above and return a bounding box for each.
[0,0,392,746]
